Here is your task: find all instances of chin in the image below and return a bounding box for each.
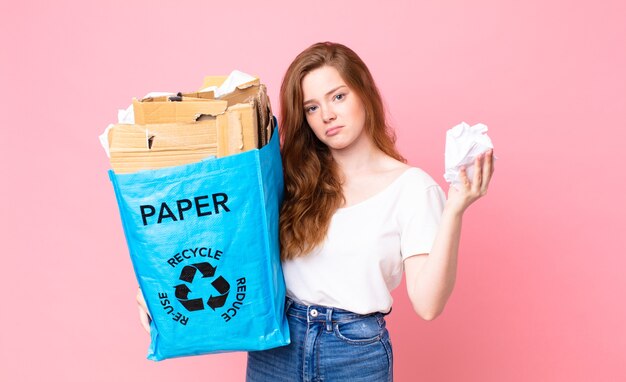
[327,141,352,151]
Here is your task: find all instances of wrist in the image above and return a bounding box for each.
[443,204,465,219]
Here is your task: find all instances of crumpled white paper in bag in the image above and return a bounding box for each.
[444,121,497,189]
[199,70,257,98]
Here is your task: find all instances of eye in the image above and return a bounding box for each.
[333,93,345,101]
[305,105,318,113]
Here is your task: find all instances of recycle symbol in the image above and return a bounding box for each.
[174,262,230,312]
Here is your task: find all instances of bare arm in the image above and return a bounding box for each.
[404,150,494,320]
[404,207,462,320]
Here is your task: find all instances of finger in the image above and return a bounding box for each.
[459,166,471,190]
[481,150,493,192]
[136,288,152,333]
[139,306,151,333]
[136,289,147,310]
[472,155,483,193]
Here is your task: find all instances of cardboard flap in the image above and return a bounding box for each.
[181,91,216,100]
[142,91,216,103]
[202,76,228,88]
[109,122,217,151]
[220,85,258,106]
[235,78,260,89]
[200,76,260,92]
[133,99,228,124]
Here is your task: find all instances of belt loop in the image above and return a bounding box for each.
[325,308,333,332]
[285,297,294,314]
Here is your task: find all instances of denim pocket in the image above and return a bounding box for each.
[333,316,383,344]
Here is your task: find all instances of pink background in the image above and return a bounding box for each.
[1,0,625,380]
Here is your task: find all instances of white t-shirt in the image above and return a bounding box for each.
[282,167,447,314]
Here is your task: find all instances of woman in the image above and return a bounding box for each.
[138,42,494,381]
[247,42,494,381]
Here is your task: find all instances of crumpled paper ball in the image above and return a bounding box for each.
[444,122,497,189]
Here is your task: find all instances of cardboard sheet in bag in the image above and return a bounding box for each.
[108,81,272,173]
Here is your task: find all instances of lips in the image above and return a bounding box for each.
[326,126,343,136]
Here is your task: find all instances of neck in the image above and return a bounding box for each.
[330,135,381,177]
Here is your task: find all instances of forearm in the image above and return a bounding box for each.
[410,206,463,320]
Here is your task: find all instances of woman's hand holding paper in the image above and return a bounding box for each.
[445,149,495,215]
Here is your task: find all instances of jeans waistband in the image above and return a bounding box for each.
[285,296,391,324]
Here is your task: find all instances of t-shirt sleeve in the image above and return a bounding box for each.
[400,183,447,261]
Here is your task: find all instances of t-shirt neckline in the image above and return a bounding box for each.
[335,167,416,213]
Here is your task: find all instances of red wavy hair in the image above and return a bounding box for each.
[279,42,405,260]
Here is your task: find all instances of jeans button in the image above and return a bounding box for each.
[310,309,318,317]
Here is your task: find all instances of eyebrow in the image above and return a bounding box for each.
[303,85,347,105]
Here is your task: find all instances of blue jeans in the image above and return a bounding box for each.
[246,297,393,381]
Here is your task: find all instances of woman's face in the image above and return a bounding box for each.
[301,65,368,152]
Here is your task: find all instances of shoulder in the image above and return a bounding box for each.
[395,167,447,221]
[371,155,442,195]
[398,166,441,191]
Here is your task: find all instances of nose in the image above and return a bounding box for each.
[321,105,336,123]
